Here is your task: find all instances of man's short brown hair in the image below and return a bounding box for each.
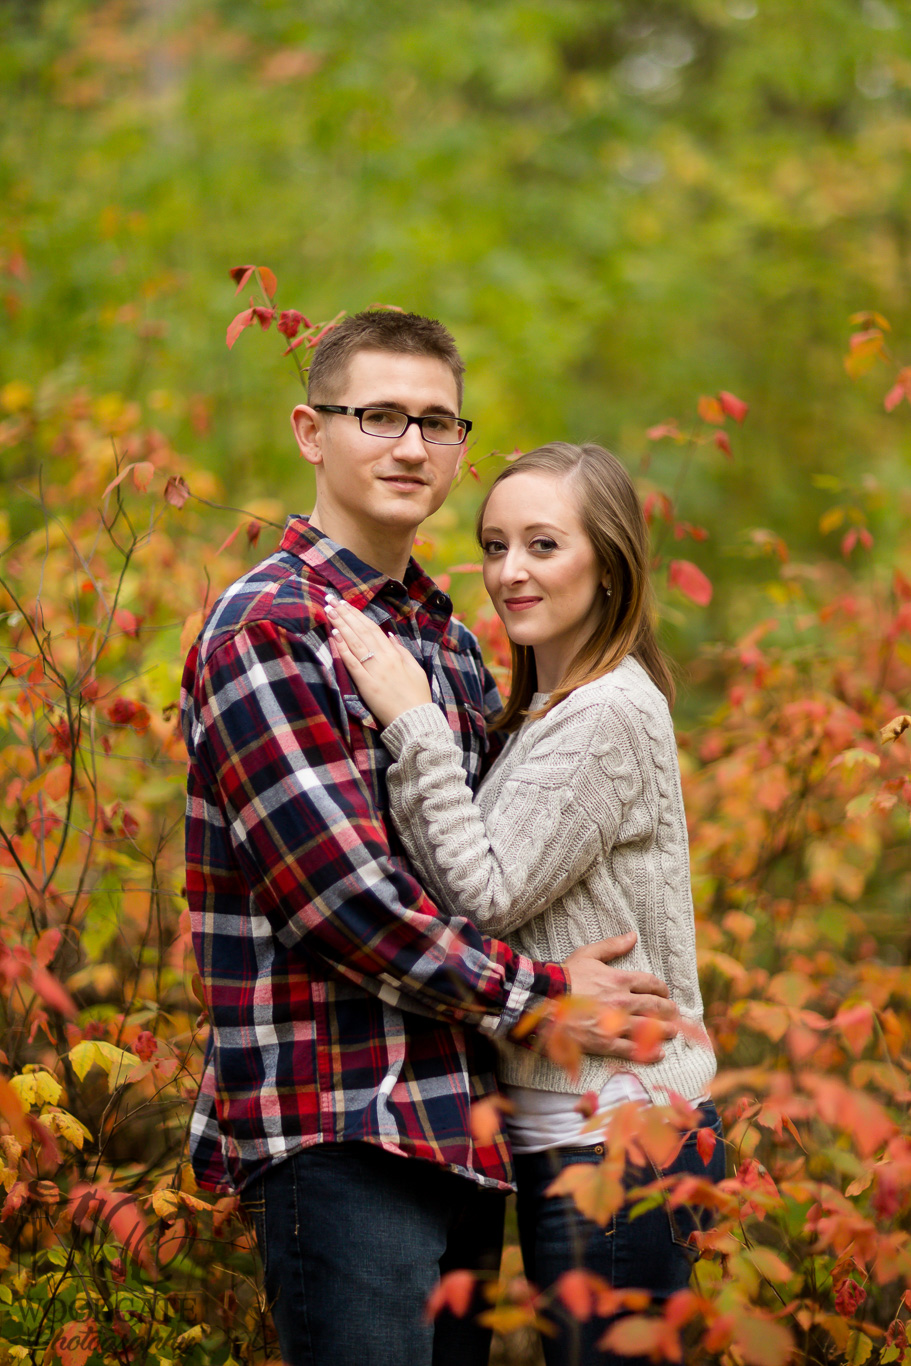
[306,310,465,408]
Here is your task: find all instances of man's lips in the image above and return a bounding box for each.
[379,474,428,489]
[503,597,542,611]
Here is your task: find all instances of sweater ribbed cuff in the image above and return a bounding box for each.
[381,702,453,759]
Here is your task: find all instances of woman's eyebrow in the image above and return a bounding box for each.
[480,522,569,536]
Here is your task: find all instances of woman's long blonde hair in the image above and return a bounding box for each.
[477,442,674,732]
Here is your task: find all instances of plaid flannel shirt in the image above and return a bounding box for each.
[183,517,568,1194]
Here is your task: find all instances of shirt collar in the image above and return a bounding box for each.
[280,515,452,625]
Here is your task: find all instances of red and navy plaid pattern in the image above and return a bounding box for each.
[182,517,567,1194]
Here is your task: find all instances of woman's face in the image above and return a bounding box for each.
[479,470,609,692]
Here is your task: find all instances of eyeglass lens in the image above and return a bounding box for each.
[360,409,465,444]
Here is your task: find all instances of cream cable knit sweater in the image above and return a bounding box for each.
[381,656,716,1105]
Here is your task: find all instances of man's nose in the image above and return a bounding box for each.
[391,421,430,463]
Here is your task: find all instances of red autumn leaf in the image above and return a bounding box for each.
[102,462,152,502]
[575,1091,599,1119]
[226,307,255,349]
[52,1321,100,1366]
[134,1031,158,1063]
[668,560,713,606]
[252,306,274,330]
[2,1181,29,1220]
[215,524,243,556]
[835,1002,875,1057]
[164,474,190,508]
[697,395,725,425]
[34,927,61,967]
[107,698,151,731]
[859,527,873,550]
[69,1182,157,1278]
[277,309,304,338]
[122,810,140,839]
[646,422,681,441]
[628,1015,667,1064]
[258,266,278,299]
[556,1269,602,1321]
[282,334,309,355]
[130,460,155,492]
[31,965,76,1018]
[884,382,906,412]
[246,519,262,547]
[696,1125,717,1166]
[425,1269,475,1321]
[835,1278,867,1318]
[718,390,749,423]
[714,430,732,458]
[114,608,140,638]
[841,528,858,557]
[229,265,255,293]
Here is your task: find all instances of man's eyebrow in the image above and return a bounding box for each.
[361,399,459,418]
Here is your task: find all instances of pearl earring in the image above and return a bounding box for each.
[605,584,612,597]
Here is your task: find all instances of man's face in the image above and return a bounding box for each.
[293,350,463,549]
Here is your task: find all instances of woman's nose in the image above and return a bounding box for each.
[500,550,529,584]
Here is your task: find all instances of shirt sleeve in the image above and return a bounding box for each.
[381,692,635,937]
[188,620,567,1036]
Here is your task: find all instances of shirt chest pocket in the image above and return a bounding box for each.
[431,656,488,780]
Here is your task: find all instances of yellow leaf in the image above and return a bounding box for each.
[151,1189,181,1219]
[67,1041,139,1088]
[38,1108,93,1149]
[173,1324,210,1352]
[880,714,911,746]
[27,1069,62,1108]
[9,1074,37,1110]
[819,507,844,534]
[179,1164,198,1194]
[847,1331,874,1365]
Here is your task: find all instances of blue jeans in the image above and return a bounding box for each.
[515,1102,726,1366]
[239,1141,505,1366]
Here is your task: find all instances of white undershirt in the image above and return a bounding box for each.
[505,1073,651,1155]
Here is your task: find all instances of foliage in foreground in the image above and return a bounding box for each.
[0,287,910,1364]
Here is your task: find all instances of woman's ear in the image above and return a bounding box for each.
[291,405,323,467]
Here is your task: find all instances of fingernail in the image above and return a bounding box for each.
[331,628,340,637]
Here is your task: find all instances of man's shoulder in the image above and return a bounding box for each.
[197,548,326,665]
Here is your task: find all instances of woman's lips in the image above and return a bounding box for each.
[503,597,542,611]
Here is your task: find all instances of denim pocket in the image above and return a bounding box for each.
[661,1107,725,1258]
[239,1189,268,1276]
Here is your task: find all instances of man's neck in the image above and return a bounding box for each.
[308,504,415,583]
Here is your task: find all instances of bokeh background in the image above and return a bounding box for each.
[3,0,910,623]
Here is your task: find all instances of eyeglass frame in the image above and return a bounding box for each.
[310,404,472,446]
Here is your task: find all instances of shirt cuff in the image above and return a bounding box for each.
[381,702,454,758]
[480,953,569,1040]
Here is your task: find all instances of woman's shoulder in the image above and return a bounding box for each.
[554,655,670,722]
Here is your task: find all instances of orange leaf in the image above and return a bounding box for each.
[835,1003,875,1057]
[697,395,725,425]
[547,1157,624,1226]
[469,1095,511,1148]
[668,560,712,606]
[130,460,154,492]
[424,1269,475,1321]
[0,1075,30,1144]
[646,422,681,441]
[257,267,277,299]
[102,462,151,502]
[601,1315,679,1361]
[69,1182,157,1278]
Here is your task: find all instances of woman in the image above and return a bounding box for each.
[326,442,722,1365]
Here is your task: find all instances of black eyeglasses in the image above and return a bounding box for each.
[312,405,472,446]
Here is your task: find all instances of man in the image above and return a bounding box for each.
[182,310,677,1366]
